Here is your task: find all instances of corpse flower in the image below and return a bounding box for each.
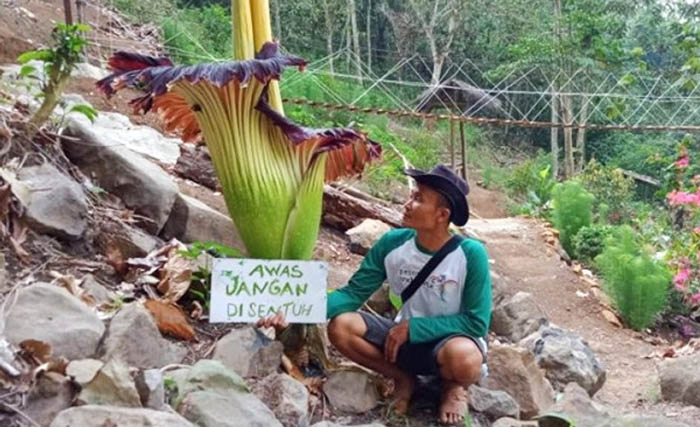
[96,0,380,261]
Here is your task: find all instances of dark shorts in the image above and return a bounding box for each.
[359,312,488,376]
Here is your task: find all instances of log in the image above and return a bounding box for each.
[323,185,403,231]
[172,145,404,232]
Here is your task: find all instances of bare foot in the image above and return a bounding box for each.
[439,382,468,425]
[391,374,416,416]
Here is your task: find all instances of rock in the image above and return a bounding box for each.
[659,353,700,407]
[72,63,109,80]
[63,115,179,233]
[212,326,283,378]
[14,162,88,240]
[166,359,249,407]
[366,283,391,314]
[311,423,386,427]
[100,302,186,369]
[50,405,194,427]
[345,219,391,255]
[481,344,555,419]
[97,218,163,261]
[5,283,105,360]
[538,382,610,427]
[323,370,379,413]
[520,325,606,396]
[492,418,537,427]
[491,291,548,342]
[161,194,244,252]
[178,390,282,427]
[174,143,220,190]
[80,274,115,306]
[66,359,104,386]
[0,252,6,288]
[253,373,309,427]
[468,385,520,420]
[600,416,690,427]
[135,369,165,409]
[24,372,77,427]
[77,358,142,407]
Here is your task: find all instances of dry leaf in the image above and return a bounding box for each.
[158,245,193,303]
[572,263,582,274]
[0,182,11,223]
[105,241,127,275]
[601,309,622,328]
[19,339,52,363]
[190,301,204,320]
[144,299,196,341]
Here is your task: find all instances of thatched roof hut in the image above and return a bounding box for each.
[416,79,502,115]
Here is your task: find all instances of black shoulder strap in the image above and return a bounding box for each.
[401,235,463,304]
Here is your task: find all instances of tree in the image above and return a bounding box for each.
[382,0,463,85]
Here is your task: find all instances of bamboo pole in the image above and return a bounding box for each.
[459,121,467,181]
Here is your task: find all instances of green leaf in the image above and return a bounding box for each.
[17,50,52,64]
[74,23,91,32]
[19,65,37,78]
[69,104,98,123]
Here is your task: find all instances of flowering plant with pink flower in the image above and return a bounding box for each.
[665,140,700,310]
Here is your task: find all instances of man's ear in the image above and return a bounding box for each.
[438,206,452,224]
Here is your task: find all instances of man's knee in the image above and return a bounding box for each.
[437,337,484,386]
[327,312,366,347]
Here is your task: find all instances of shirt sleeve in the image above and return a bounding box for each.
[408,239,493,343]
[327,229,413,319]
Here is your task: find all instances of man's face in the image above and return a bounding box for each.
[401,183,450,230]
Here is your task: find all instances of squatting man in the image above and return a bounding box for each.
[259,164,492,425]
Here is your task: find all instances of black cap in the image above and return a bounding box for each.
[404,164,470,226]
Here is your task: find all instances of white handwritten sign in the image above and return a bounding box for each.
[210,258,328,323]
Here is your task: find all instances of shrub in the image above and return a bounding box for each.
[551,180,595,255]
[595,226,671,330]
[572,224,615,265]
[578,159,634,224]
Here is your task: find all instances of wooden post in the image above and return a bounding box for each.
[63,0,73,24]
[459,121,468,181]
[449,119,456,169]
[76,0,85,24]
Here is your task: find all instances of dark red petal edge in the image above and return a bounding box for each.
[95,41,306,113]
[256,93,382,181]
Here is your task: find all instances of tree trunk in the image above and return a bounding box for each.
[576,96,589,172]
[550,90,559,178]
[562,94,574,178]
[366,0,372,72]
[349,0,362,79]
[271,0,282,42]
[321,0,334,73]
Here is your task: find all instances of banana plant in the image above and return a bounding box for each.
[96,0,380,262]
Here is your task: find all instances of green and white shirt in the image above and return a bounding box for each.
[327,228,492,344]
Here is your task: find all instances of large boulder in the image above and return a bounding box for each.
[520,325,606,396]
[481,344,555,419]
[62,115,179,233]
[77,358,142,407]
[100,302,187,369]
[212,326,283,378]
[323,370,379,413]
[5,283,104,360]
[161,194,244,252]
[253,373,309,427]
[659,353,700,407]
[178,390,283,427]
[345,219,391,255]
[50,405,194,427]
[12,162,88,240]
[491,291,548,342]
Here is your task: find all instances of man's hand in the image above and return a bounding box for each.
[384,320,409,363]
[256,311,289,336]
